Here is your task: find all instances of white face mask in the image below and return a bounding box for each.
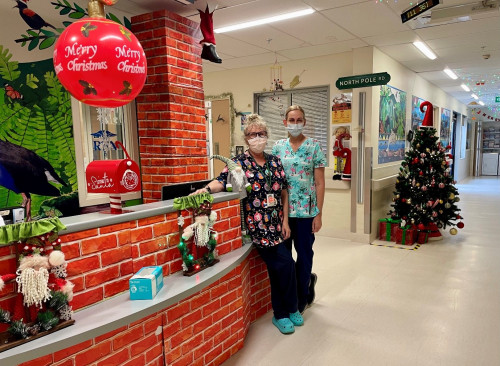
[247,136,268,154]
[287,123,304,137]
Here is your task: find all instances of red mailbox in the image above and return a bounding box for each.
[85,142,141,213]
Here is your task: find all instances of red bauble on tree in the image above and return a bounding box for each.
[53,0,147,107]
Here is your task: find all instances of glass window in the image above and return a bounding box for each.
[72,98,141,207]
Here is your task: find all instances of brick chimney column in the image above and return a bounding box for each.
[132,10,208,202]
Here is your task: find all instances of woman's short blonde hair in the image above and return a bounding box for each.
[243,114,269,138]
[285,105,306,120]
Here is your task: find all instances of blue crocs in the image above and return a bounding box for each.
[289,311,304,326]
[272,317,295,334]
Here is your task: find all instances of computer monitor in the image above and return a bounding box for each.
[161,179,212,201]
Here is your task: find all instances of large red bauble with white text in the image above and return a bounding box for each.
[53,18,147,108]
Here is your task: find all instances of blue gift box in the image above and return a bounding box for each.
[129,266,163,300]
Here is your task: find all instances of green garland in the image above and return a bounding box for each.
[0,217,66,245]
[173,193,213,211]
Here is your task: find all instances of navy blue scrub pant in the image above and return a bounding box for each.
[284,217,315,312]
[256,242,298,319]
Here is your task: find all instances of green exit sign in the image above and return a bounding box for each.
[496,96,500,103]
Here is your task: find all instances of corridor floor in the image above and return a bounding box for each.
[223,176,500,366]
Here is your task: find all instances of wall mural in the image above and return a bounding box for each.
[378,85,406,164]
[440,107,451,148]
[411,95,425,131]
[0,54,77,218]
[0,1,131,219]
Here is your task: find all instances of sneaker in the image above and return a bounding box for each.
[289,311,304,326]
[272,317,295,334]
[307,273,317,305]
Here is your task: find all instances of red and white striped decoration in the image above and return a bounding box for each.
[109,194,122,214]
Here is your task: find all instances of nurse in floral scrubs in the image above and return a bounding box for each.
[272,105,326,314]
[196,114,303,334]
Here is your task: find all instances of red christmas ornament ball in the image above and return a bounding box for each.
[53,18,147,108]
[457,222,464,229]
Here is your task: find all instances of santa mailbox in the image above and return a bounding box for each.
[85,142,141,213]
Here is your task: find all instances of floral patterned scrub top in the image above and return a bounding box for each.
[216,151,288,248]
[272,138,326,218]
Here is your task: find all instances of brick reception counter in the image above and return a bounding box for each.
[0,193,272,366]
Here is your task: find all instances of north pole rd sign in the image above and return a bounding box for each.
[336,72,391,90]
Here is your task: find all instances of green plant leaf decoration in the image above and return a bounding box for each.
[0,52,77,214]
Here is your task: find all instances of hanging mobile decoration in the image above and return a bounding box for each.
[270,52,284,92]
[173,193,219,276]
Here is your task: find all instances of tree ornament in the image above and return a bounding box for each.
[449,193,455,199]
[53,0,147,107]
[421,186,427,191]
[450,228,458,235]
[439,183,445,188]
[445,203,451,208]
[457,222,464,229]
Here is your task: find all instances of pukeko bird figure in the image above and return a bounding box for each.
[14,0,57,31]
[0,140,67,221]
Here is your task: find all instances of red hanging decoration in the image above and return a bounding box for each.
[420,101,433,127]
[53,0,147,107]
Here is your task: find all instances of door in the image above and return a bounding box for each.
[210,99,231,176]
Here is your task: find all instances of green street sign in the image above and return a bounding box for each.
[496,96,500,103]
[336,72,391,90]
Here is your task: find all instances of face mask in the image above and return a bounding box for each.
[287,123,304,137]
[247,136,268,154]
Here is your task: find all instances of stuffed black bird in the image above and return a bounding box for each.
[14,0,56,31]
[0,140,67,221]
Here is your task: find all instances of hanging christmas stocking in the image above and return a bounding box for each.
[199,5,222,63]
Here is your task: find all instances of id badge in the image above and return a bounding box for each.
[267,193,277,207]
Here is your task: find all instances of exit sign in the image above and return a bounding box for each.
[496,96,500,103]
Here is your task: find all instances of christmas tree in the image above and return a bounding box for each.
[389,101,464,237]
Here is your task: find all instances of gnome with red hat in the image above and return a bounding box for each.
[0,231,74,341]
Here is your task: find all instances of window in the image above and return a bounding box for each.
[254,86,329,159]
[72,98,141,207]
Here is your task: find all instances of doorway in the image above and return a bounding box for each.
[209,98,231,177]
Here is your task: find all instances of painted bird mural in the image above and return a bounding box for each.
[0,140,67,221]
[14,0,57,31]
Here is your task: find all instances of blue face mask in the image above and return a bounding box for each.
[287,123,304,137]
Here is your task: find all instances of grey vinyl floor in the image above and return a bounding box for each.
[223,176,500,366]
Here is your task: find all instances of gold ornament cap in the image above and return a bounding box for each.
[88,0,118,18]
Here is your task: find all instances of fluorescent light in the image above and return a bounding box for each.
[443,68,458,79]
[478,101,485,106]
[461,84,471,92]
[471,93,479,100]
[214,9,315,33]
[413,41,437,60]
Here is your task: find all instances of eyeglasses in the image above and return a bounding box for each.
[246,131,267,138]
